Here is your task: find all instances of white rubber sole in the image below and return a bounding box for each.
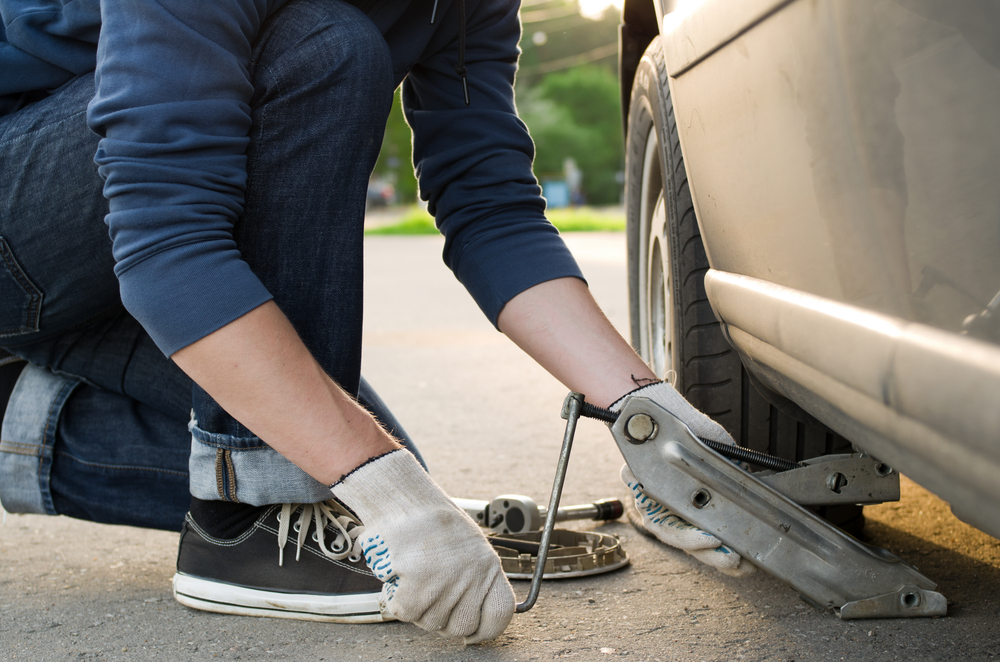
[172,573,391,623]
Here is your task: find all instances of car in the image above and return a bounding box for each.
[618,0,1000,540]
[366,178,396,208]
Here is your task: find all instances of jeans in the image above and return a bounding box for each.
[0,0,421,531]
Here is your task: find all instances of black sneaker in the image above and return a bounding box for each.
[173,501,389,623]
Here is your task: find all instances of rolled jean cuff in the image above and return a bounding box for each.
[0,365,80,515]
[187,418,331,505]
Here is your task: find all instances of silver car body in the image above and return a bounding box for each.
[623,0,1000,537]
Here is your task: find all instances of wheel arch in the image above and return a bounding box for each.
[618,0,678,138]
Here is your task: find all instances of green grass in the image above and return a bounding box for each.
[365,205,625,235]
[547,207,625,232]
[365,207,439,235]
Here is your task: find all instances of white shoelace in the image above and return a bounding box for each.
[275,500,366,567]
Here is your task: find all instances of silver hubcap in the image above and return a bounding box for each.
[637,125,673,381]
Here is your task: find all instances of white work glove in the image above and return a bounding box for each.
[613,382,754,577]
[612,380,734,446]
[330,449,515,643]
[621,464,754,576]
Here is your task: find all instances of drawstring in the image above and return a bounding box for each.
[430,0,470,106]
[454,0,469,105]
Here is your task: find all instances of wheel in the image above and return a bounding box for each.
[624,37,864,536]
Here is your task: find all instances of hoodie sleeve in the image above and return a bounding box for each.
[87,0,280,356]
[402,0,585,327]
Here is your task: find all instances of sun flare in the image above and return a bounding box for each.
[576,0,623,20]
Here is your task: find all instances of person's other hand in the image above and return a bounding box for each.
[621,464,754,576]
[330,450,514,643]
[613,382,753,576]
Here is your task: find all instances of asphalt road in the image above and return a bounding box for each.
[2,232,999,661]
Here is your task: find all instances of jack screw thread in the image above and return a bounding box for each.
[700,438,802,472]
[580,402,618,423]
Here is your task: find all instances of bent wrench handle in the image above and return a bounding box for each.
[515,392,583,613]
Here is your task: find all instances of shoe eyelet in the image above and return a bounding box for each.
[349,554,361,563]
[293,522,302,532]
[312,532,319,542]
[276,512,283,523]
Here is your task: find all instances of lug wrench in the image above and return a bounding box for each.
[514,392,585,612]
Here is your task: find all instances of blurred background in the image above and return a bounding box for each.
[367,0,626,229]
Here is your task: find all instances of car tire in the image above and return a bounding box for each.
[624,36,864,537]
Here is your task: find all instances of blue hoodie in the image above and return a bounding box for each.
[1,0,583,355]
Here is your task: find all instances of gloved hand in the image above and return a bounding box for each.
[330,449,515,643]
[613,381,754,576]
[611,380,734,446]
[621,464,754,576]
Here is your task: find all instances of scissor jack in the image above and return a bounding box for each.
[515,392,946,618]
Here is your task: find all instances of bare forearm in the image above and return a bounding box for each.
[497,277,656,408]
[169,278,649,483]
[171,301,400,485]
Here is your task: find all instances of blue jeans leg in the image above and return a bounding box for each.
[0,71,196,530]
[49,378,192,530]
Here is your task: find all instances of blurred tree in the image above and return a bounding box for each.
[518,65,623,204]
[372,89,417,204]
[371,0,624,207]
[517,0,620,87]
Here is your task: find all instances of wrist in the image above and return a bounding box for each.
[330,449,449,524]
[610,378,666,411]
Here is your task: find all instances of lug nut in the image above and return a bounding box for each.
[625,413,658,444]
